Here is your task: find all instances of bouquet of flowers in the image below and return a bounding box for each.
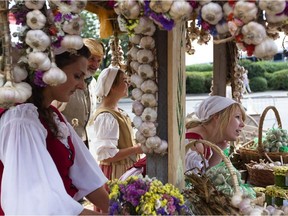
[108,175,191,215]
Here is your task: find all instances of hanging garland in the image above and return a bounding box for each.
[0,0,87,108]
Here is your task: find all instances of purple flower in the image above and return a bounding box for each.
[54,12,62,22]
[109,201,121,215]
[63,14,72,21]
[52,36,64,48]
[34,70,47,87]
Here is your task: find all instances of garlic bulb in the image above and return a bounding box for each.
[70,0,87,13]
[234,1,258,24]
[169,0,193,21]
[259,0,286,15]
[0,74,5,87]
[139,122,157,137]
[25,30,51,52]
[141,144,153,154]
[137,49,154,64]
[63,17,84,35]
[223,2,233,17]
[141,80,158,94]
[241,22,267,45]
[118,0,141,19]
[133,116,143,128]
[132,100,144,116]
[28,52,51,71]
[14,82,32,103]
[138,64,154,79]
[266,13,288,23]
[146,136,161,149]
[141,93,158,107]
[26,10,46,30]
[253,37,278,60]
[127,46,139,61]
[139,36,155,49]
[129,34,141,44]
[201,2,223,25]
[216,22,229,35]
[0,81,17,105]
[131,88,143,101]
[24,0,45,10]
[134,16,156,36]
[141,107,157,122]
[130,61,140,72]
[42,63,67,86]
[117,15,128,32]
[136,130,147,144]
[154,140,168,154]
[61,35,83,51]
[130,74,144,88]
[12,65,28,83]
[149,0,173,13]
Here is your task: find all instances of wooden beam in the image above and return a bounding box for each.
[167,21,186,189]
[213,43,228,96]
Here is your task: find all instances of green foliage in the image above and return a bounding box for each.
[250,77,268,92]
[241,63,265,79]
[256,61,288,73]
[270,69,288,90]
[186,72,212,93]
[264,72,274,89]
[80,11,100,38]
[186,63,213,72]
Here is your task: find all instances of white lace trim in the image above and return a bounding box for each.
[52,112,70,148]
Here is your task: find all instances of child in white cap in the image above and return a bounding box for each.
[185,96,246,173]
[89,67,144,183]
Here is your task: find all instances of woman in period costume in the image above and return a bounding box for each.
[90,67,144,181]
[185,96,246,173]
[0,46,109,215]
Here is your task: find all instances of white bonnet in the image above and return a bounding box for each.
[195,96,237,122]
[95,67,119,100]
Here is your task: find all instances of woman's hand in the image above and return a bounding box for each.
[134,143,144,154]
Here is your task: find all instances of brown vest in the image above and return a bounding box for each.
[93,108,137,163]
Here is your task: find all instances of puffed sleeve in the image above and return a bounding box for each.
[91,113,120,161]
[66,123,108,201]
[0,104,83,215]
[185,149,209,174]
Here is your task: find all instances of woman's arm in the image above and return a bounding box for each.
[102,143,143,163]
[85,186,109,214]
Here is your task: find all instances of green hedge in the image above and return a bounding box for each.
[250,77,268,92]
[256,61,288,73]
[270,69,288,90]
[186,72,212,93]
[186,63,213,72]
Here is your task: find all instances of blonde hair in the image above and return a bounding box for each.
[83,38,104,59]
[186,103,246,138]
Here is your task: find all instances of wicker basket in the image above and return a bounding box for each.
[245,161,274,187]
[183,139,264,215]
[239,106,288,164]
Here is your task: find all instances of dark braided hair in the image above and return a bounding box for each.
[27,45,91,137]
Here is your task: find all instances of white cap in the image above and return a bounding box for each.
[95,67,119,101]
[195,96,237,121]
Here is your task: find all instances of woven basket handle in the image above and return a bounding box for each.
[186,139,240,194]
[257,106,282,153]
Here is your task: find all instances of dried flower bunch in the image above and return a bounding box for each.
[0,0,87,108]
[108,175,191,215]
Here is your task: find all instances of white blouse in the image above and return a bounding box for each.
[90,113,120,162]
[0,103,107,215]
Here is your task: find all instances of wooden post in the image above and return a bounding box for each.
[146,22,186,189]
[167,21,186,189]
[213,43,228,96]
